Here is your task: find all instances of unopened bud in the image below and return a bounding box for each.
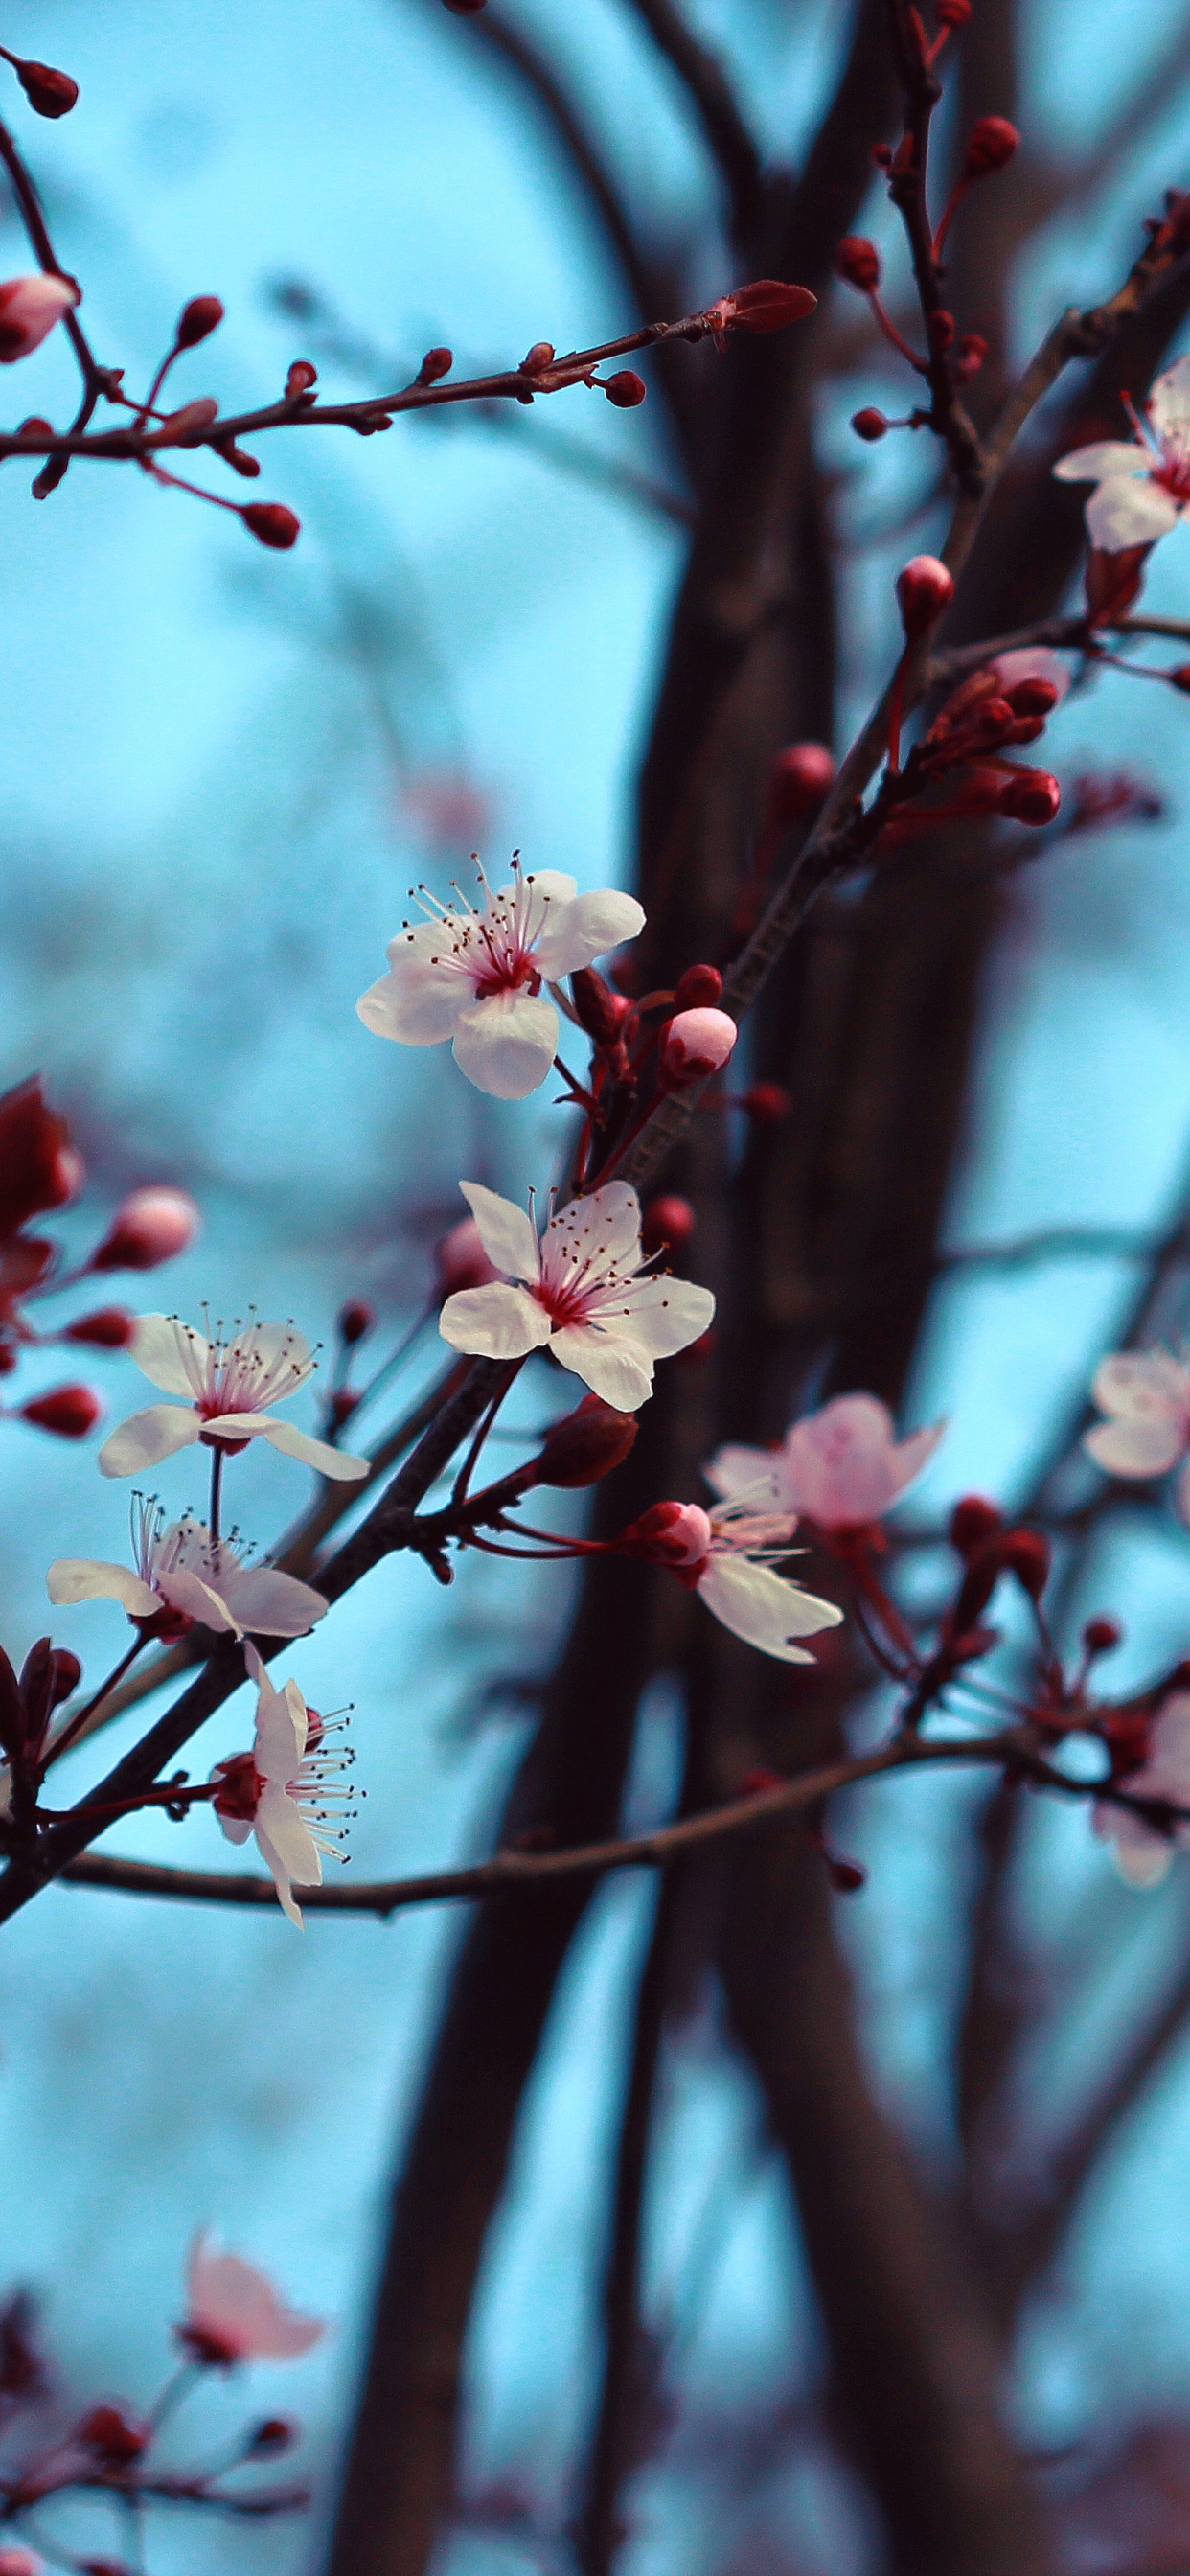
[604,370,646,408]
[528,1393,638,1489]
[950,1494,1003,1556]
[928,309,955,350]
[822,1847,867,1895]
[663,1007,738,1080]
[148,397,219,445]
[92,1186,199,1272]
[739,1081,790,1124]
[938,0,971,21]
[61,1306,135,1349]
[246,2417,297,2458]
[998,769,1060,825]
[19,1384,103,1439]
[1084,1614,1123,1656]
[641,1194,695,1255]
[16,416,52,437]
[852,405,888,441]
[673,963,723,1010]
[836,237,881,292]
[896,553,954,638]
[957,333,987,377]
[12,57,78,117]
[176,294,223,349]
[79,2403,148,2464]
[435,1216,499,1298]
[619,1499,712,1565]
[241,501,301,549]
[1001,1528,1050,1599]
[331,1388,360,1428]
[337,1299,373,1346]
[286,359,317,396]
[418,347,453,384]
[519,342,555,375]
[0,272,80,363]
[963,116,1018,178]
[767,741,835,822]
[1171,665,1190,694]
[1000,676,1059,717]
[714,279,816,334]
[570,966,630,1043]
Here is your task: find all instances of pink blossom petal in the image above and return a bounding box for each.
[1085,1416,1185,1477]
[451,989,560,1099]
[703,1443,785,1508]
[533,886,645,978]
[1053,440,1150,483]
[458,1183,541,1282]
[186,2236,324,2358]
[547,1322,654,1411]
[1086,475,1179,549]
[220,1566,327,1637]
[1149,354,1190,446]
[46,1557,159,1618]
[1092,1350,1190,1419]
[359,924,465,1045]
[439,1280,552,1362]
[129,1313,208,1395]
[258,1418,370,1480]
[98,1404,201,1478]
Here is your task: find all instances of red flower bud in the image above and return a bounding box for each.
[604,370,646,408]
[663,1007,738,1080]
[618,1499,711,1564]
[641,1194,696,1255]
[896,554,954,639]
[957,333,987,375]
[519,342,555,375]
[1001,677,1059,717]
[79,2403,148,2464]
[61,1306,135,1349]
[242,502,300,549]
[337,1299,373,1346]
[715,279,816,334]
[570,966,630,1044]
[928,309,955,350]
[331,1387,360,1428]
[1000,1528,1050,1600]
[998,769,1060,825]
[767,741,835,823]
[1084,1615,1123,1656]
[418,346,453,384]
[852,406,888,441]
[963,116,1018,178]
[836,237,881,292]
[673,963,723,1010]
[11,58,78,117]
[950,1494,1004,1556]
[176,294,223,349]
[740,1080,790,1124]
[91,1185,199,1271]
[19,1383,103,1439]
[0,1075,80,1238]
[527,1393,638,1489]
[937,0,971,23]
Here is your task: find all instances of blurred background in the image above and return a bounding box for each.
[4,1,1190,2570]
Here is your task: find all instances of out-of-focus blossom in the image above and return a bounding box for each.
[434,1215,500,1300]
[1055,357,1190,548]
[438,1181,714,1411]
[621,1497,843,1662]
[90,1186,200,1273]
[211,1644,351,1926]
[0,272,79,362]
[357,859,645,1099]
[1095,1690,1190,1888]
[0,1077,80,1242]
[707,1392,945,1530]
[1084,1349,1190,1517]
[48,1498,327,1640]
[97,1315,368,1481]
[180,2233,323,2363]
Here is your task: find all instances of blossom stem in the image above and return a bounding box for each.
[450,1363,522,1507]
[209,1443,225,1544]
[148,2358,201,2434]
[45,1635,149,1769]
[40,1780,219,1827]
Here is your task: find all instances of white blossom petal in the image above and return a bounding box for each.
[439,1281,553,1361]
[1087,475,1179,549]
[542,1182,643,1285]
[451,989,560,1099]
[1084,1416,1185,1477]
[46,1557,159,1618]
[129,1313,208,1396]
[697,1556,839,1661]
[1053,440,1150,483]
[98,1405,202,1478]
[586,1274,715,1360]
[358,926,466,1045]
[533,887,646,978]
[703,1443,784,1507]
[1092,1350,1190,1419]
[1095,1802,1175,1887]
[155,1567,240,1631]
[457,1184,541,1282]
[218,1566,327,1637]
[258,1418,370,1480]
[547,1322,654,1411]
[1149,354,1190,445]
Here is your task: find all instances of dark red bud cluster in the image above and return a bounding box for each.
[176,295,223,349]
[956,333,987,380]
[836,236,881,292]
[962,116,1019,178]
[0,1076,80,1239]
[242,502,301,550]
[526,1393,637,1489]
[998,770,1060,825]
[14,57,78,116]
[0,1636,81,1782]
[947,1502,1051,1637]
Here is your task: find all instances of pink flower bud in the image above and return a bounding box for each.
[767,741,835,823]
[0,2550,43,2575]
[435,1216,499,1298]
[619,1499,712,1565]
[242,501,300,550]
[0,271,80,362]
[963,116,1018,178]
[641,1194,695,1255]
[714,279,816,334]
[673,963,723,1010]
[337,1299,373,1346]
[527,1394,638,1489]
[998,769,1060,825]
[604,370,646,408]
[176,295,223,348]
[896,554,954,639]
[19,1384,103,1439]
[836,237,881,292]
[663,1007,738,1080]
[12,57,78,117]
[61,1306,135,1348]
[91,1186,199,1272]
[852,406,888,441]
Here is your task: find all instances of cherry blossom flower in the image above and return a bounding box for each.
[1054,358,1190,549]
[97,1314,368,1482]
[438,1180,715,1411]
[180,2232,323,2364]
[706,1392,944,1530]
[1084,1349,1190,1518]
[47,1496,327,1640]
[1094,1690,1190,1888]
[356,858,645,1100]
[211,1644,353,1926]
[626,1499,843,1662]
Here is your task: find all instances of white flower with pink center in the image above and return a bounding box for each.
[654,1500,843,1662]
[97,1314,368,1482]
[356,858,645,1100]
[47,1495,327,1640]
[438,1180,714,1411]
[180,2232,324,2365]
[211,1644,353,1926]
[706,1391,944,1530]
[1094,1690,1190,1889]
[1054,358,1190,549]
[1084,1348,1190,1518]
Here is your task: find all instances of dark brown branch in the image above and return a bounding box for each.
[884,0,982,491]
[623,0,766,242]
